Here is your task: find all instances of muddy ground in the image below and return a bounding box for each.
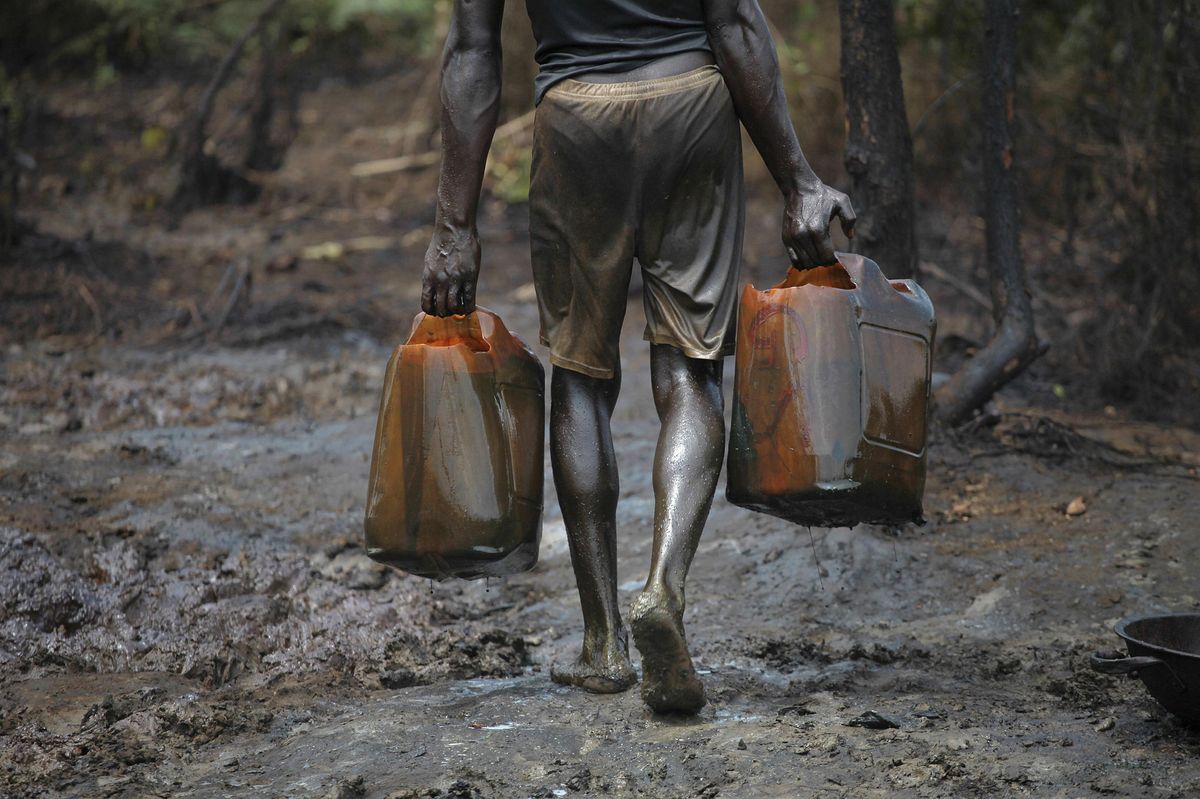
[3,69,1200,798]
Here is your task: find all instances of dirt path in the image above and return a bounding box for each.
[3,66,1199,799]
[2,276,1198,797]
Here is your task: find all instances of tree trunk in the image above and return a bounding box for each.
[171,0,283,211]
[838,0,917,279]
[244,23,280,172]
[0,71,19,250]
[934,0,1042,425]
[1151,0,1199,348]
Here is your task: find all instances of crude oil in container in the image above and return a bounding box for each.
[726,253,936,527]
[364,308,544,580]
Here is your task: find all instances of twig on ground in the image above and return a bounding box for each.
[208,263,251,339]
[350,151,440,178]
[185,298,204,327]
[71,238,113,286]
[74,281,103,338]
[187,262,251,341]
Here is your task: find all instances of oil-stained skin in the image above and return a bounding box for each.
[423,0,857,713]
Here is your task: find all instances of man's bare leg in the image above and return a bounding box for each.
[549,364,637,693]
[631,344,725,713]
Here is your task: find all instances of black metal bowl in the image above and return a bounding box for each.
[1091,612,1200,725]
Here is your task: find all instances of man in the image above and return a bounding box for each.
[421,0,855,714]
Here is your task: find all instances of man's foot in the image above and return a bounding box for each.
[550,636,636,694]
[629,591,705,714]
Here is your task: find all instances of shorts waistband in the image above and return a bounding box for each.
[548,65,722,102]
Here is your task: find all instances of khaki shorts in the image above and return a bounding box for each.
[529,65,745,379]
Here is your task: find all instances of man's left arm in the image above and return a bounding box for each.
[421,0,506,317]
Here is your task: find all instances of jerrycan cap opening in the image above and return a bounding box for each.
[776,262,856,290]
[774,258,921,300]
[409,311,493,353]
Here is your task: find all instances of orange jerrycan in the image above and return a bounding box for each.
[726,253,935,527]
[364,308,544,580]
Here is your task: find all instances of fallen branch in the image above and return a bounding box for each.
[935,312,1046,425]
[208,262,252,339]
[350,151,440,178]
[186,262,252,341]
[74,280,104,338]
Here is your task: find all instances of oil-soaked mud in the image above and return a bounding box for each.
[3,66,1199,799]
[3,289,1198,796]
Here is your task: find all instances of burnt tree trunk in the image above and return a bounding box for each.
[838,0,917,278]
[244,23,280,172]
[171,0,283,211]
[934,0,1042,424]
[0,74,19,250]
[1150,1,1199,349]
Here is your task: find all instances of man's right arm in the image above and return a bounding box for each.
[421,0,506,317]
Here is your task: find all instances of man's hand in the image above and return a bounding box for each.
[783,183,857,269]
[421,225,481,316]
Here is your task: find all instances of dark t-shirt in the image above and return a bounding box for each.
[525,0,713,103]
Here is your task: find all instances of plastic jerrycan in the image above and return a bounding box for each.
[364,308,545,580]
[726,253,936,527]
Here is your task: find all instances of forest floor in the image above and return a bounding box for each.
[2,68,1199,798]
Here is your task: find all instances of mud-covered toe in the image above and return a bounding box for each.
[550,655,637,694]
[630,599,705,714]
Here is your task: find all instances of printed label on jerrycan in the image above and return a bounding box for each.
[748,302,808,366]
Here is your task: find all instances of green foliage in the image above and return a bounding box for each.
[488,145,531,204]
[324,0,437,30]
[290,0,443,56]
[763,0,830,80]
[2,0,443,76]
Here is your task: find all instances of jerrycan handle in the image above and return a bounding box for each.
[407,311,492,352]
[834,252,912,302]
